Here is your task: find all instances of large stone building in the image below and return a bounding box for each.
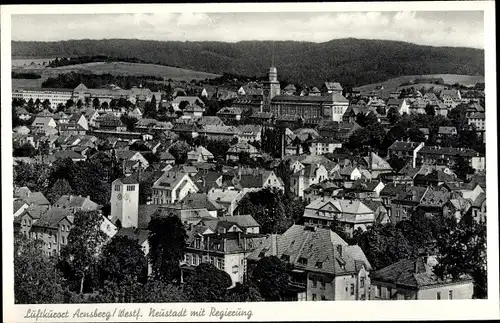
[258,66,349,123]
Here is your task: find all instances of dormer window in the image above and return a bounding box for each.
[281,254,290,262]
[315,261,323,269]
[298,257,308,265]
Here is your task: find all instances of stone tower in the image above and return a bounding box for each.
[263,66,281,112]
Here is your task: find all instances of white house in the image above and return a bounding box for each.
[152,171,199,204]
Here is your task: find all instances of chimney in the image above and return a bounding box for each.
[270,233,278,256]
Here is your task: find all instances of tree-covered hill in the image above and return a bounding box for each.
[12,38,484,87]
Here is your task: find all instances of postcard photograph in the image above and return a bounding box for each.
[2,2,499,322]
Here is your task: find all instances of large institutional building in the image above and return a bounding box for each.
[257,66,349,123]
[13,83,162,109]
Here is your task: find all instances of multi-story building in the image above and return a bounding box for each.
[152,171,199,205]
[388,141,425,168]
[416,146,485,171]
[181,219,264,287]
[248,224,372,301]
[302,197,376,237]
[370,256,474,300]
[310,138,343,155]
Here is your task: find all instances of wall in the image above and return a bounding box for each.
[333,273,359,300]
[224,253,246,287]
[416,281,474,300]
[306,272,335,301]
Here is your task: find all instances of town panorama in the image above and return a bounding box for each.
[12,43,486,304]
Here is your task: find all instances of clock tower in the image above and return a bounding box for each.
[263,66,281,112]
[110,177,139,228]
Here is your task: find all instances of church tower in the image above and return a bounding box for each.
[263,66,281,112]
[110,177,139,228]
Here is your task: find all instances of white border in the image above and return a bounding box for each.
[2,2,499,322]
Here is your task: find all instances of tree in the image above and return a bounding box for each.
[452,155,475,181]
[135,279,186,302]
[42,99,51,111]
[425,104,436,116]
[120,114,138,132]
[237,187,293,234]
[65,99,75,109]
[61,210,108,294]
[433,218,487,298]
[148,212,187,281]
[13,142,37,157]
[388,155,408,173]
[184,263,232,302]
[13,162,51,193]
[168,141,191,164]
[92,97,100,110]
[251,256,290,301]
[179,100,190,111]
[14,233,65,304]
[224,282,264,302]
[46,178,73,203]
[84,97,91,108]
[387,107,400,124]
[351,223,416,270]
[76,99,83,109]
[99,235,147,286]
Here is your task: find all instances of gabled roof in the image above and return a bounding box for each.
[370,257,471,288]
[115,227,149,245]
[21,191,50,206]
[388,141,423,152]
[248,224,371,276]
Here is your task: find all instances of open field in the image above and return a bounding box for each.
[354,74,485,98]
[11,59,221,89]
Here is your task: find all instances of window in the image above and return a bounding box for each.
[320,281,326,290]
[448,290,453,300]
[436,292,441,300]
[312,294,317,301]
[312,279,317,288]
[191,255,196,266]
[350,284,355,296]
[232,265,239,274]
[375,285,381,297]
[114,185,121,191]
[298,257,308,265]
[360,277,365,288]
[387,287,392,299]
[127,185,136,191]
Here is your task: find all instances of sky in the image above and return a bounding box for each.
[11,11,484,49]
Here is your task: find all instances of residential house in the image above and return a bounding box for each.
[181,221,264,287]
[248,224,372,301]
[390,186,428,223]
[45,150,86,164]
[187,146,215,163]
[226,142,261,162]
[321,82,343,95]
[310,138,343,155]
[467,112,485,131]
[386,98,410,115]
[290,163,329,198]
[440,89,462,108]
[179,192,224,218]
[15,107,32,120]
[416,146,485,171]
[207,187,252,216]
[199,125,240,141]
[171,96,205,111]
[68,113,89,130]
[152,171,199,205]
[217,107,243,121]
[83,108,100,128]
[128,107,144,119]
[13,125,31,135]
[231,169,285,191]
[54,194,100,213]
[236,125,262,143]
[388,141,425,168]
[370,256,473,300]
[115,150,150,173]
[470,192,486,223]
[183,104,205,119]
[302,197,376,237]
[96,113,127,132]
[58,123,87,136]
[443,198,472,223]
[159,151,176,165]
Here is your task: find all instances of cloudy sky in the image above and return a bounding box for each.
[11,11,484,48]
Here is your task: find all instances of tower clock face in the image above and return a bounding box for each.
[117,193,122,200]
[124,193,130,201]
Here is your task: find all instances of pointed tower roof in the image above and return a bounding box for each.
[74,83,88,91]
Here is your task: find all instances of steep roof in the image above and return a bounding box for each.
[388,141,423,152]
[249,224,371,276]
[371,257,471,288]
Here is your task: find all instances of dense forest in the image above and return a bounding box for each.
[12,72,42,79]
[12,38,484,87]
[41,72,166,91]
[47,55,176,68]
